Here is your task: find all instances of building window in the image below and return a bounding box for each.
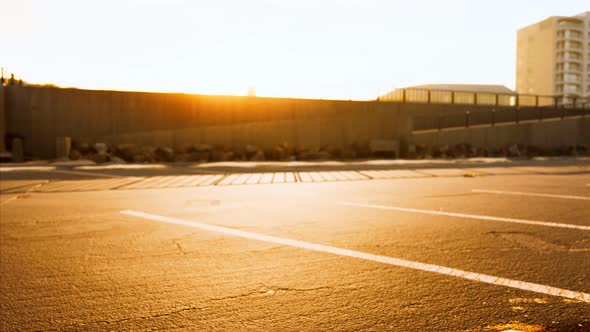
[556,51,582,61]
[563,84,580,93]
[565,74,581,81]
[557,30,582,39]
[559,62,581,71]
[556,41,583,50]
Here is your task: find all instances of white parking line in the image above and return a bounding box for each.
[337,202,590,231]
[473,189,590,201]
[53,169,123,178]
[121,210,590,303]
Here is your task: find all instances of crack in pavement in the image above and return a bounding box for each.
[44,285,333,330]
[173,240,188,255]
[39,305,211,331]
[488,231,589,253]
[169,239,284,256]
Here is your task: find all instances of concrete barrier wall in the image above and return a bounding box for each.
[4,86,412,158]
[410,117,590,149]
[0,85,5,151]
[403,101,583,131]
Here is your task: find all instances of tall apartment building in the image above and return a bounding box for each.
[516,11,590,103]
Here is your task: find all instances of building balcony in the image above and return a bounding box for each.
[556,26,584,32]
[556,56,583,64]
[556,44,584,52]
[555,91,582,98]
[555,88,582,96]
[555,78,582,85]
[556,81,582,87]
[555,67,583,74]
[556,21,584,31]
[556,35,584,42]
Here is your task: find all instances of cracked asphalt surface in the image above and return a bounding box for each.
[1,161,590,331]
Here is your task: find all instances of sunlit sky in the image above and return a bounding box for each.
[2,0,588,100]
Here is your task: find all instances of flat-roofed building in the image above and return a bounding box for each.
[516,11,590,103]
[379,84,516,105]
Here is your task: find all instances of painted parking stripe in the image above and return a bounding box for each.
[0,180,48,194]
[157,176,191,187]
[273,172,286,184]
[340,171,358,180]
[121,210,590,303]
[335,171,352,180]
[285,172,296,183]
[0,183,46,206]
[121,176,167,189]
[53,169,123,178]
[201,175,224,186]
[260,173,274,184]
[186,175,212,186]
[309,172,324,182]
[133,176,176,188]
[353,171,371,180]
[218,174,240,185]
[232,173,252,185]
[246,173,263,185]
[47,178,139,192]
[358,170,378,179]
[160,176,192,187]
[78,178,138,191]
[328,172,343,181]
[338,202,590,231]
[371,170,393,178]
[473,189,590,201]
[184,174,214,186]
[331,172,348,181]
[37,180,96,192]
[298,172,313,183]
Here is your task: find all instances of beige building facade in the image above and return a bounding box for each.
[516,11,590,103]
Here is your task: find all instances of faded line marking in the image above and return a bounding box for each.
[337,202,590,231]
[0,195,19,205]
[0,182,46,206]
[473,189,590,201]
[0,181,46,193]
[53,169,123,178]
[120,210,590,303]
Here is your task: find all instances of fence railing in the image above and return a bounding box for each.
[412,104,590,132]
[379,88,589,109]
[379,88,590,131]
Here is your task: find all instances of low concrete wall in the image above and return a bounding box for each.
[410,117,590,149]
[404,101,583,131]
[4,86,412,158]
[0,85,5,152]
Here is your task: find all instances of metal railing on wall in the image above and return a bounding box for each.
[412,105,590,132]
[379,88,589,109]
[380,88,590,132]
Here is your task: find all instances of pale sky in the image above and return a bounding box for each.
[2,0,588,100]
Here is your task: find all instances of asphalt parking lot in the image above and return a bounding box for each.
[1,159,589,331]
